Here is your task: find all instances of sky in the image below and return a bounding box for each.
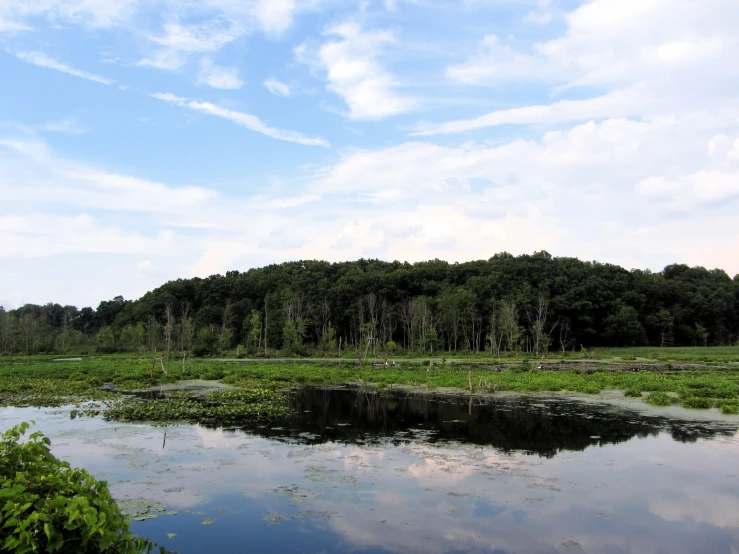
[1,0,738,308]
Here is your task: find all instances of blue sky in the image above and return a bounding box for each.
[1,0,738,307]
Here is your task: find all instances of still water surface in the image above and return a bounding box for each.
[2,387,739,553]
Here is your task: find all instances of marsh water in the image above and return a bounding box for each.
[3,387,739,553]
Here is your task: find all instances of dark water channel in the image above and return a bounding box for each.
[3,387,739,553]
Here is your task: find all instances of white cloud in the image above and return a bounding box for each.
[0,0,139,31]
[0,213,174,258]
[411,87,647,135]
[264,78,291,97]
[304,20,419,119]
[139,20,241,70]
[15,51,114,85]
[198,58,243,89]
[448,0,739,88]
[433,0,739,135]
[0,138,217,215]
[3,104,739,307]
[137,50,186,71]
[152,92,329,147]
[38,118,87,134]
[446,34,549,85]
[252,0,296,35]
[0,17,30,32]
[637,171,739,208]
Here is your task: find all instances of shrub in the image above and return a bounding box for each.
[681,397,712,409]
[718,401,739,415]
[624,389,642,397]
[508,365,529,373]
[572,384,602,394]
[646,391,673,406]
[0,422,166,553]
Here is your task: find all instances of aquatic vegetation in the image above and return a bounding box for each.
[0,422,169,553]
[103,388,289,424]
[646,392,674,406]
[624,389,643,397]
[2,357,739,421]
[118,500,178,522]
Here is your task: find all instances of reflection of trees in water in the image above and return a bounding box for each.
[247,388,737,458]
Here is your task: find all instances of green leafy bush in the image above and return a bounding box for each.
[0,422,167,553]
[681,397,712,409]
[646,391,674,406]
[624,389,642,397]
[507,365,529,373]
[718,401,739,415]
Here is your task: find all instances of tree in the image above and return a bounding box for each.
[283,292,309,355]
[499,298,521,352]
[3,253,738,353]
[193,326,219,357]
[244,309,262,356]
[219,300,233,355]
[179,317,195,373]
[144,317,160,378]
[604,304,647,347]
[121,323,144,353]
[0,305,13,354]
[695,323,709,347]
[558,318,575,354]
[19,313,38,355]
[164,304,174,373]
[528,293,555,355]
[487,300,503,357]
[95,327,117,353]
[655,308,674,347]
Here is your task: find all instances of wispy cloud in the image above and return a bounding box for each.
[264,78,291,97]
[16,51,114,85]
[198,58,243,89]
[151,92,329,147]
[411,87,647,135]
[38,118,87,134]
[139,20,241,71]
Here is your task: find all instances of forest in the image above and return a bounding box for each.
[2,252,738,357]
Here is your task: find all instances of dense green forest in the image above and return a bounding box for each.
[2,252,738,357]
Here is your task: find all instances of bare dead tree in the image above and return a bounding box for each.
[500,298,520,352]
[399,300,413,350]
[264,295,268,356]
[558,318,575,354]
[527,293,550,355]
[145,316,160,379]
[164,304,173,374]
[487,300,503,357]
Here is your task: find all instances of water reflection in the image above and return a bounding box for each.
[246,387,738,457]
[1,389,739,554]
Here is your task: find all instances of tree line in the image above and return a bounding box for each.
[2,252,738,357]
